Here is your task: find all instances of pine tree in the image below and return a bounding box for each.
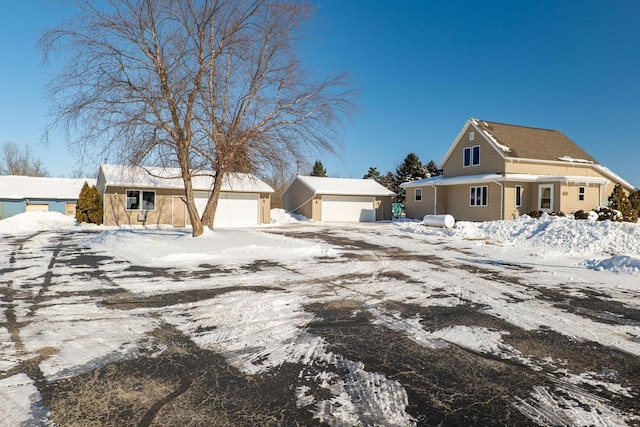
[310,160,327,177]
[75,182,92,223]
[608,183,635,222]
[425,160,443,177]
[363,166,381,181]
[394,153,428,202]
[76,182,103,225]
[629,190,640,211]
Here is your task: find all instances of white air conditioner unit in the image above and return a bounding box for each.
[137,213,147,221]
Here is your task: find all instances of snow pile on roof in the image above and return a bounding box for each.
[0,211,77,235]
[395,214,640,273]
[100,164,274,193]
[558,156,594,164]
[0,176,95,199]
[483,130,511,152]
[296,175,395,196]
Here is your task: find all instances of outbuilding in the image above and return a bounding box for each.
[97,164,274,228]
[0,175,96,220]
[283,175,395,222]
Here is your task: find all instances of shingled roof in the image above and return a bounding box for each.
[471,119,599,164]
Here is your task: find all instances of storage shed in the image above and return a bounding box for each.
[0,175,96,220]
[283,175,395,222]
[97,164,274,228]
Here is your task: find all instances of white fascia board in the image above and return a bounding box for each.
[593,165,637,191]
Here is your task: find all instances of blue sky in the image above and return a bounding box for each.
[1,1,639,188]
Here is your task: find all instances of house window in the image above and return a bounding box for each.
[126,190,156,210]
[464,145,481,167]
[515,185,522,207]
[578,186,586,201]
[470,131,474,141]
[415,188,422,202]
[470,186,488,206]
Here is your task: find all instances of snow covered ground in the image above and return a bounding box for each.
[1,210,639,425]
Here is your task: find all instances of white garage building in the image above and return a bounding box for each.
[97,164,274,228]
[282,175,395,222]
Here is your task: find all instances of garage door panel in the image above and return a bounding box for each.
[322,195,375,222]
[194,192,259,228]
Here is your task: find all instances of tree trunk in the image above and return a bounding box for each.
[200,170,225,230]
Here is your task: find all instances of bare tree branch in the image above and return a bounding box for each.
[40,0,356,235]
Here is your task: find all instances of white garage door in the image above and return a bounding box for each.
[26,204,49,212]
[194,192,260,228]
[321,195,376,222]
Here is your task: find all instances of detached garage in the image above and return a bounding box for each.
[97,164,274,228]
[0,175,96,220]
[283,175,395,222]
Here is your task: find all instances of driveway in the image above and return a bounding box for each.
[1,225,639,426]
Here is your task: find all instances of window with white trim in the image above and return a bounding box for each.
[470,186,488,206]
[463,145,480,167]
[515,185,522,207]
[578,186,586,201]
[469,131,474,141]
[415,188,422,202]
[126,190,156,210]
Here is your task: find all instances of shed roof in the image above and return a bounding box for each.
[0,175,96,199]
[99,164,274,193]
[295,175,395,196]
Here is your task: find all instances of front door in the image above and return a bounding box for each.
[538,184,554,212]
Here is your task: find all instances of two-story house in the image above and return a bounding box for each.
[401,118,637,221]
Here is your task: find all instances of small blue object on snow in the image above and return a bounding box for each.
[422,214,455,228]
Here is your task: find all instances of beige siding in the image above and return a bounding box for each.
[375,196,393,220]
[445,183,502,221]
[505,160,603,177]
[103,186,183,226]
[405,186,435,219]
[502,182,534,219]
[443,125,506,177]
[311,195,322,221]
[259,193,271,224]
[282,179,315,219]
[558,183,602,214]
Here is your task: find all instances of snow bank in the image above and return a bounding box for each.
[395,214,640,258]
[269,208,311,224]
[0,211,77,235]
[85,227,337,268]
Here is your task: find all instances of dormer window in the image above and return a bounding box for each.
[464,145,480,167]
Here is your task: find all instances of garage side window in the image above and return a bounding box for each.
[415,188,422,202]
[515,185,522,207]
[126,190,156,210]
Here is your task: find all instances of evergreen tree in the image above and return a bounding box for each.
[425,160,443,177]
[608,183,635,222]
[363,166,381,181]
[394,153,428,202]
[76,182,104,225]
[629,190,640,212]
[310,160,327,177]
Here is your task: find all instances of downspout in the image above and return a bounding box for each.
[493,178,504,220]
[433,184,437,215]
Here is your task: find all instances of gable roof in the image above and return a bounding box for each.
[294,175,395,196]
[0,175,96,200]
[442,118,599,166]
[98,164,274,193]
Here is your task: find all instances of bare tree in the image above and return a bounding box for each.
[40,0,354,236]
[0,142,49,176]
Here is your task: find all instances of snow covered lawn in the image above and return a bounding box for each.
[1,211,639,426]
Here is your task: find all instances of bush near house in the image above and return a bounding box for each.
[76,182,103,225]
